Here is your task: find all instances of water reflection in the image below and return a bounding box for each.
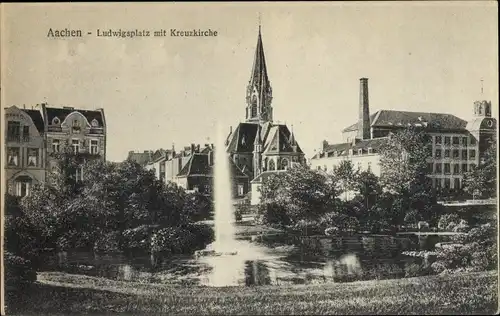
[44,233,443,287]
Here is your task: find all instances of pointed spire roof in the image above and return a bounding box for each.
[290,125,296,146]
[254,124,262,145]
[249,26,270,89]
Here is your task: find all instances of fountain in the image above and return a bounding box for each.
[194,123,277,286]
[195,123,240,257]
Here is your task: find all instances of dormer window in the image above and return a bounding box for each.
[368,148,373,154]
[91,119,99,127]
[334,151,338,157]
[52,117,60,125]
[358,149,363,155]
[73,119,80,127]
[349,149,353,156]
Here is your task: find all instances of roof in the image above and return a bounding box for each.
[342,110,467,132]
[226,122,303,154]
[21,109,45,133]
[127,151,153,166]
[177,152,248,178]
[249,27,270,95]
[45,106,104,127]
[312,137,389,159]
[251,170,288,183]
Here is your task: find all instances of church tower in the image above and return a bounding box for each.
[245,25,273,123]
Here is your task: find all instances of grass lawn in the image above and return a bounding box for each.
[5,270,497,315]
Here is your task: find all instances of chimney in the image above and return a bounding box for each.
[208,148,214,166]
[358,78,371,140]
[322,140,328,151]
[190,143,195,153]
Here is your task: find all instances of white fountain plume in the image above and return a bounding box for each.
[210,123,238,253]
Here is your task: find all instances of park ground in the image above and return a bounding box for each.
[5,270,498,315]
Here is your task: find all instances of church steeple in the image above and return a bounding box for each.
[246,24,273,123]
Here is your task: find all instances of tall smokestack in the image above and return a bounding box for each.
[358,78,370,140]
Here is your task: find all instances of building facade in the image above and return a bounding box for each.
[225,26,307,205]
[3,103,107,196]
[4,106,46,196]
[42,104,107,181]
[310,78,497,192]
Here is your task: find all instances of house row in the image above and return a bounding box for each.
[4,103,106,196]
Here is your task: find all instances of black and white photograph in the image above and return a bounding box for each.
[1,2,498,315]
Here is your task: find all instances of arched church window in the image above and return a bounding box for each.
[269,159,275,171]
[251,96,258,117]
[281,158,289,170]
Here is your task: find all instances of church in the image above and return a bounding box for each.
[225,26,306,205]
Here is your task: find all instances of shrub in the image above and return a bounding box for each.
[121,225,156,252]
[94,231,122,253]
[438,213,461,231]
[4,251,37,287]
[151,224,214,255]
[405,262,432,278]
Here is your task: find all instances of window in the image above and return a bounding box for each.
[52,117,60,125]
[435,136,442,145]
[461,163,468,173]
[435,163,442,174]
[435,149,442,159]
[452,137,459,146]
[453,164,459,174]
[269,160,275,171]
[435,178,442,188]
[7,121,21,142]
[454,178,461,189]
[91,119,99,127]
[444,136,451,145]
[237,184,245,197]
[27,149,38,167]
[90,140,99,154]
[75,166,84,182]
[281,158,289,170]
[427,163,434,173]
[462,137,467,146]
[72,139,80,154]
[461,150,467,160]
[349,149,353,155]
[367,148,373,154]
[52,139,60,153]
[22,126,30,142]
[15,179,32,197]
[444,178,451,188]
[444,149,450,158]
[452,149,459,159]
[444,163,451,174]
[251,96,258,117]
[7,148,20,166]
[470,137,476,145]
[73,119,80,127]
[358,149,363,155]
[469,149,476,159]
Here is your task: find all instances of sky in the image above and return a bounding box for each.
[2,2,498,162]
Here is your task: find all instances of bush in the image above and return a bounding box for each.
[151,224,214,255]
[4,251,37,287]
[121,225,156,252]
[404,262,432,278]
[432,223,496,273]
[438,214,461,231]
[94,231,122,253]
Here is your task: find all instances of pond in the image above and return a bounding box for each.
[41,228,448,287]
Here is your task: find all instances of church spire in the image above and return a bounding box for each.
[246,22,273,123]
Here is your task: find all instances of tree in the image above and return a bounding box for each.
[330,159,360,198]
[379,128,431,194]
[258,164,340,228]
[378,128,440,227]
[463,140,497,199]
